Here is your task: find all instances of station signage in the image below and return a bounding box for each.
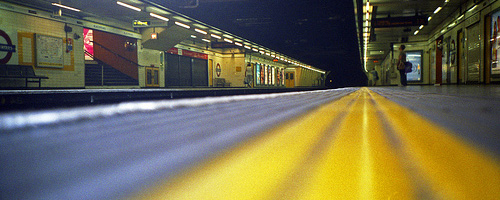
[211,42,236,49]
[166,47,208,60]
[372,16,428,28]
[133,20,168,27]
[0,29,15,64]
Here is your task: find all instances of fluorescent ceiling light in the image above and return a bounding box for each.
[190,35,196,38]
[234,42,243,46]
[468,5,478,12]
[428,16,432,21]
[434,7,442,14]
[210,34,221,39]
[224,38,233,43]
[457,14,464,20]
[202,39,211,43]
[414,30,419,35]
[244,45,251,49]
[195,28,207,35]
[52,3,80,12]
[117,1,141,12]
[175,21,190,29]
[259,51,264,54]
[252,48,258,52]
[150,13,169,21]
[419,25,424,29]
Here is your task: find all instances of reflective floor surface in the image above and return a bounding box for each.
[1,86,499,199]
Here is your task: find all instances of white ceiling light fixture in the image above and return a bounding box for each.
[117,1,141,12]
[244,45,251,49]
[419,25,424,29]
[175,21,190,29]
[428,16,432,21]
[150,13,169,21]
[414,30,419,35]
[224,38,233,43]
[190,35,197,38]
[51,3,81,12]
[210,34,222,39]
[234,42,243,46]
[434,7,442,14]
[202,39,211,43]
[195,28,207,35]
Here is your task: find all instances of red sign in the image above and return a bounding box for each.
[216,63,221,77]
[166,47,208,60]
[0,29,14,64]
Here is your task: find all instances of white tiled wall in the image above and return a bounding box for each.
[0,9,85,88]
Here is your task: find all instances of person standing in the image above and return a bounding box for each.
[397,45,408,86]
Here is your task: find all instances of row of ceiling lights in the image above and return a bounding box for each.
[414,0,450,35]
[415,1,478,36]
[52,1,323,73]
[362,0,373,71]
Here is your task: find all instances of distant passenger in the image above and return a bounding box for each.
[397,45,408,86]
[244,63,253,88]
[369,68,379,86]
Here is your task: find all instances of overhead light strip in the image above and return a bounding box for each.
[51,3,81,12]
[175,21,190,29]
[195,28,207,35]
[210,34,221,39]
[224,38,233,43]
[434,7,442,14]
[202,39,211,43]
[117,1,141,12]
[150,13,169,21]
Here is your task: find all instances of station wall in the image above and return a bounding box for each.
[385,0,500,86]
[0,2,324,89]
[0,9,85,88]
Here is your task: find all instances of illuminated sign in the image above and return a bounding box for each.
[133,20,168,27]
[372,16,427,28]
[133,20,150,27]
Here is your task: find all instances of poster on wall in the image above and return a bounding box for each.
[84,28,94,60]
[36,34,64,68]
[256,63,261,85]
[264,64,268,85]
[406,51,423,82]
[491,11,500,76]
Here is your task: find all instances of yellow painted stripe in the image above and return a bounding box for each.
[132,90,360,199]
[295,88,413,199]
[368,89,500,199]
[129,88,500,200]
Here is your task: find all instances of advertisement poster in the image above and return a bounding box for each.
[256,63,261,85]
[491,11,500,76]
[406,51,422,82]
[84,28,94,60]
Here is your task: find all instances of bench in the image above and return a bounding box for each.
[214,78,231,87]
[0,65,49,88]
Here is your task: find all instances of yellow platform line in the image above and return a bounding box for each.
[368,89,500,199]
[129,88,500,200]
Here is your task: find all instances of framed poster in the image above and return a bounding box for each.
[406,50,423,82]
[36,34,64,68]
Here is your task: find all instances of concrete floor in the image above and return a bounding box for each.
[1,86,499,199]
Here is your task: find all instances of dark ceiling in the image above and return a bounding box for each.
[148,0,367,86]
